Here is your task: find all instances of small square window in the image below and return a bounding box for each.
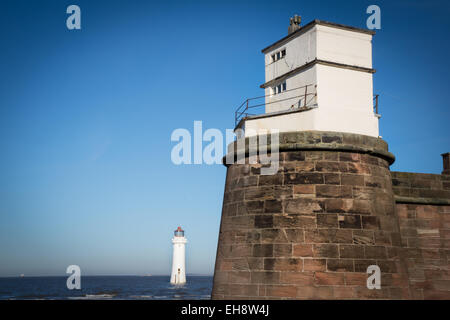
[271,54,275,62]
[281,49,286,57]
[276,52,281,60]
[282,82,286,91]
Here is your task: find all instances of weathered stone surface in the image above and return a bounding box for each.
[305,229,353,244]
[339,245,365,259]
[273,214,316,228]
[313,244,339,258]
[338,214,362,229]
[263,200,282,213]
[316,185,353,198]
[303,258,326,271]
[293,244,313,257]
[212,131,450,300]
[285,172,324,185]
[251,271,280,284]
[284,198,324,214]
[264,258,303,271]
[273,244,292,257]
[254,215,273,228]
[327,259,354,272]
[324,173,341,185]
[260,229,288,243]
[253,244,273,257]
[317,214,338,228]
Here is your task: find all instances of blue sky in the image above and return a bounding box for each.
[0,0,449,277]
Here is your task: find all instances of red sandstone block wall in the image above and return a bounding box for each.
[391,171,450,299]
[396,204,450,299]
[212,132,449,300]
[213,150,408,299]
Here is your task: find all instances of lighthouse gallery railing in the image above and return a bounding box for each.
[234,84,380,127]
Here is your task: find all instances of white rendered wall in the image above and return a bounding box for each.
[243,108,319,136]
[243,23,379,138]
[265,66,317,113]
[244,64,379,137]
[170,237,187,285]
[263,24,373,77]
[264,26,317,83]
[316,25,373,69]
[314,64,378,136]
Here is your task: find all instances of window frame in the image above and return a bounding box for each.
[272,81,287,95]
[269,47,287,64]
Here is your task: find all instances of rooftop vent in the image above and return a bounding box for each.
[288,15,301,34]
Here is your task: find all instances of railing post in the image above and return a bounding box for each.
[304,85,308,108]
[376,95,379,114]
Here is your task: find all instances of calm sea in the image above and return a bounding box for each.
[0,276,213,300]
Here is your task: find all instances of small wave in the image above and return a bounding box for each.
[69,293,117,300]
[16,294,52,299]
[86,294,116,299]
[129,295,153,299]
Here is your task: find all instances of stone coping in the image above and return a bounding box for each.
[391,171,450,203]
[223,130,395,166]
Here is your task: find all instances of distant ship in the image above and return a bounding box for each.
[20,274,25,278]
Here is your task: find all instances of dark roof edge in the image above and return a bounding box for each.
[261,19,376,54]
[259,59,376,88]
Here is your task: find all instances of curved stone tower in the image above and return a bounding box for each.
[209,17,450,299]
[212,131,409,299]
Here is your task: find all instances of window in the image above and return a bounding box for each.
[272,81,287,95]
[270,48,286,63]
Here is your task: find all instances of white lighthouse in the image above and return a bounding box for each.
[170,226,187,285]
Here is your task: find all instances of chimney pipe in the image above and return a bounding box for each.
[288,15,301,34]
[442,152,450,175]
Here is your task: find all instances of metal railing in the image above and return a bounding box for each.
[234,84,317,127]
[234,86,380,127]
[373,94,379,114]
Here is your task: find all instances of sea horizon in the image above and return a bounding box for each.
[0,274,213,279]
[0,275,213,300]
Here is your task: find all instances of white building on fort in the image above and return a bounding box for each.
[235,17,380,138]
